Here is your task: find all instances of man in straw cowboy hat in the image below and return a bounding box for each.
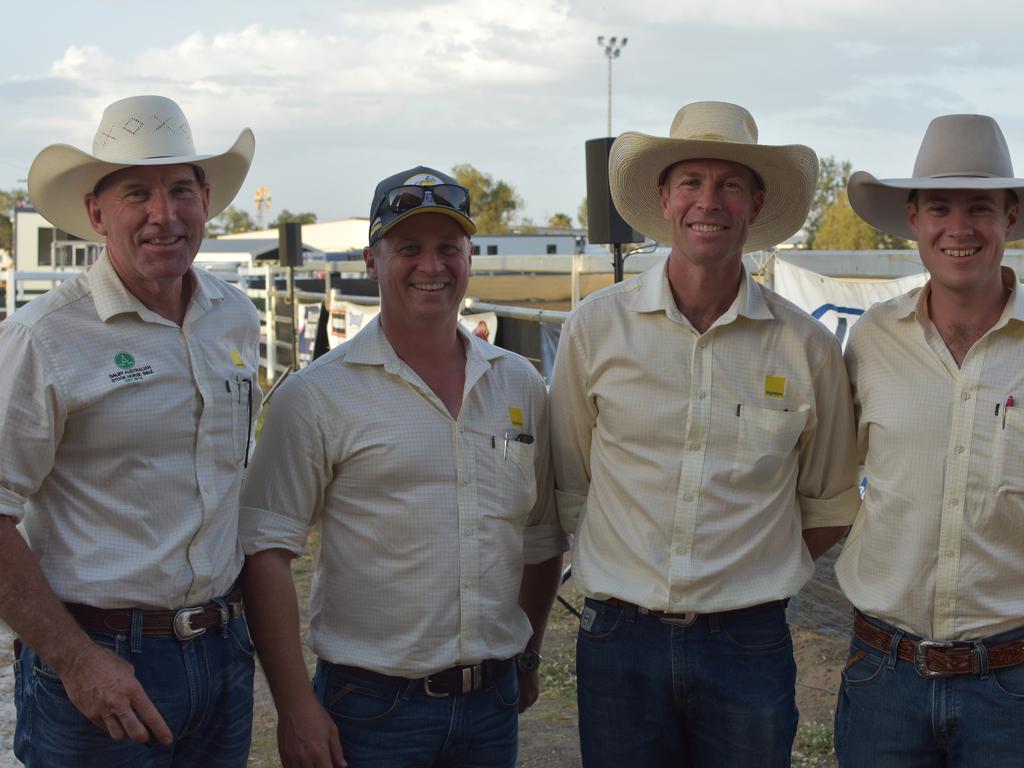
[549,101,860,766]
[835,114,1024,766]
[0,94,259,766]
[238,166,566,768]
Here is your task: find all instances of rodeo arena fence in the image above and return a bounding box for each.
[7,249,1024,388]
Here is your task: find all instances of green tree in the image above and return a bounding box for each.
[805,156,853,246]
[451,163,522,234]
[0,188,29,252]
[548,212,573,228]
[271,210,317,228]
[577,197,589,231]
[205,205,256,237]
[812,191,911,250]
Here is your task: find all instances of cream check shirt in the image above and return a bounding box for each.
[551,260,860,612]
[837,268,1024,641]
[239,319,566,678]
[0,252,261,609]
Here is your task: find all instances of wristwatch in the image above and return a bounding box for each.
[516,649,542,673]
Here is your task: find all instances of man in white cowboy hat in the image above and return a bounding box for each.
[549,101,860,767]
[835,114,1024,766]
[238,166,566,768]
[0,94,259,766]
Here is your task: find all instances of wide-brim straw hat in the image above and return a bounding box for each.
[848,113,1024,241]
[608,101,818,252]
[28,95,254,241]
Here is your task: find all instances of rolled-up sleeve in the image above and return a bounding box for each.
[797,335,861,528]
[0,322,65,522]
[239,376,328,555]
[523,374,568,564]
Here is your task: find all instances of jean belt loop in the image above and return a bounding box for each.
[885,628,903,671]
[129,608,144,654]
[971,640,990,679]
[708,614,722,633]
[213,596,230,638]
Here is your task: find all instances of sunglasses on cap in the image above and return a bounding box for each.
[383,184,471,217]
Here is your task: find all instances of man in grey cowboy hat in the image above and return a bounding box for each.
[549,101,860,767]
[0,94,260,766]
[238,166,566,768]
[835,114,1024,767]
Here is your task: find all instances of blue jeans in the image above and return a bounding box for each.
[312,659,519,768]
[576,597,798,768]
[13,614,254,767]
[835,614,1024,767]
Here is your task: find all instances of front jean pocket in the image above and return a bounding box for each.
[718,607,793,652]
[578,599,626,641]
[225,616,255,658]
[490,667,519,709]
[990,662,1024,700]
[839,641,885,688]
[323,670,404,722]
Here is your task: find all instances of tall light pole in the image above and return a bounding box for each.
[597,35,627,136]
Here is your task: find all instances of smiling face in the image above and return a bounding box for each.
[908,188,1018,300]
[364,212,472,329]
[658,158,765,270]
[85,163,210,292]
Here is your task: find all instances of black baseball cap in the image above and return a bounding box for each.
[367,166,476,246]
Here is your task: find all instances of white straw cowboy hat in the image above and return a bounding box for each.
[608,101,818,252]
[28,95,255,241]
[848,113,1024,241]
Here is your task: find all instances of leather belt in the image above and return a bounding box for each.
[63,586,244,641]
[853,612,1024,678]
[603,597,787,628]
[327,658,514,698]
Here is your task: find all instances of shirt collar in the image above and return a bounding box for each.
[88,249,221,323]
[630,257,774,323]
[898,266,1024,326]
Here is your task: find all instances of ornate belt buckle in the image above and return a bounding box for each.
[173,606,207,641]
[914,639,953,678]
[660,612,699,627]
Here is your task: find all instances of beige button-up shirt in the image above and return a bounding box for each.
[239,319,566,677]
[551,260,860,612]
[837,268,1024,640]
[0,252,261,609]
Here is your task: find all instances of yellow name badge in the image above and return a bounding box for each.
[764,375,786,399]
[230,349,246,369]
[508,407,524,428]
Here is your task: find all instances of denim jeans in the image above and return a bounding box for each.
[835,613,1024,767]
[576,597,798,768]
[312,658,519,768]
[13,613,254,767]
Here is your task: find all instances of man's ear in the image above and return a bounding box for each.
[363,245,378,280]
[84,194,108,237]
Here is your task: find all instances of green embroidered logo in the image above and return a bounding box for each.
[114,352,136,370]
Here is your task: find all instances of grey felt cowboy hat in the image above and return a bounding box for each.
[28,95,255,241]
[608,101,819,251]
[847,113,1024,241]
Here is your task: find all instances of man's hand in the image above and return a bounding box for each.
[517,668,540,713]
[57,641,172,745]
[276,697,346,768]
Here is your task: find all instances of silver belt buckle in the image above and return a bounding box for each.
[660,612,699,627]
[173,606,207,641]
[914,639,954,678]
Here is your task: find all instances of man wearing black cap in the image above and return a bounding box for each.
[239,167,566,768]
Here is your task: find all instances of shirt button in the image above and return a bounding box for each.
[961,392,971,401]
[697,391,706,400]
[946,550,955,558]
[689,442,700,451]
[683,493,694,502]
[948,498,958,507]
[463,527,472,535]
[698,341,707,349]
[954,445,965,454]
[462,477,471,486]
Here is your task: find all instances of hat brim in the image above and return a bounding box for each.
[848,171,1024,241]
[608,133,818,251]
[375,205,477,243]
[28,128,255,241]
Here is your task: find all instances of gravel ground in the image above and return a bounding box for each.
[0,622,17,767]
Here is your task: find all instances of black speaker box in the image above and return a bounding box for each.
[585,137,644,245]
[278,222,303,267]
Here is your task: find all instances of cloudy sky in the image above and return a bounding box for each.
[3,0,1024,229]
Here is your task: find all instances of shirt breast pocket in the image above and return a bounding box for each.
[730,405,807,487]
[228,373,255,466]
[993,408,1024,495]
[478,435,538,525]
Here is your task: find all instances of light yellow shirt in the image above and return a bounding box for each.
[0,252,261,609]
[836,267,1024,640]
[551,260,860,612]
[239,319,566,677]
